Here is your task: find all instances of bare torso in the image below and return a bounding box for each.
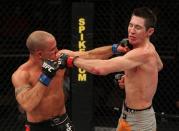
[18,62,66,122]
[124,44,158,109]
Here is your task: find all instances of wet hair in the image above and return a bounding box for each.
[132,7,157,29]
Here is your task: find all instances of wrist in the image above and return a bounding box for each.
[39,73,51,87]
[72,56,79,66]
[67,56,79,68]
[112,44,118,54]
[67,57,74,68]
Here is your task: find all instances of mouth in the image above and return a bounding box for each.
[128,36,136,42]
[129,35,135,39]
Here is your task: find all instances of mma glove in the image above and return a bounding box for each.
[114,73,124,87]
[112,38,133,55]
[39,59,59,87]
[57,53,79,68]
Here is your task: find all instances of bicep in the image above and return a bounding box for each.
[91,56,140,75]
[11,70,31,98]
[107,54,143,71]
[90,48,149,75]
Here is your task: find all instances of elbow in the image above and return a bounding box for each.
[19,102,35,112]
[158,62,163,71]
[25,106,34,113]
[17,98,35,112]
[90,67,109,75]
[161,63,164,70]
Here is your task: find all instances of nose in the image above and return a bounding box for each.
[55,48,58,54]
[130,27,136,34]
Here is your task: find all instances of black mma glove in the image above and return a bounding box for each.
[114,73,124,88]
[57,53,68,69]
[39,59,59,87]
[58,53,79,68]
[112,38,133,55]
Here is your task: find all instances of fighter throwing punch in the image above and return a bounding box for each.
[58,7,163,131]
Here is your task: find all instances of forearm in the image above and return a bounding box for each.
[58,46,113,59]
[82,46,113,59]
[73,54,137,75]
[16,82,46,112]
[73,57,116,75]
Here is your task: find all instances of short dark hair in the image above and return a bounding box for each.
[132,7,157,29]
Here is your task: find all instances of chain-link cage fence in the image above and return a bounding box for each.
[0,0,178,131]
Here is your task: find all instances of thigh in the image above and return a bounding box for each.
[116,118,131,131]
[117,111,156,131]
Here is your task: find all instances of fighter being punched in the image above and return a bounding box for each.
[58,7,163,131]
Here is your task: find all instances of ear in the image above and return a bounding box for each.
[147,27,154,37]
[35,50,43,59]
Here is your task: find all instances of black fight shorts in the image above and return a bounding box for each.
[25,113,75,131]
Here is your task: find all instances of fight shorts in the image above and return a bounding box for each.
[116,103,156,131]
[25,113,75,131]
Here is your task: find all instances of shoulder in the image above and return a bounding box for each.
[147,43,159,57]
[141,43,156,58]
[11,64,30,88]
[12,67,29,79]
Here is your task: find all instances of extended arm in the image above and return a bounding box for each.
[73,48,148,75]
[57,38,132,59]
[58,45,113,59]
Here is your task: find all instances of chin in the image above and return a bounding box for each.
[128,39,135,45]
[129,39,139,45]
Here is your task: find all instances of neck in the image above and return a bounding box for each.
[28,54,42,69]
[134,38,150,48]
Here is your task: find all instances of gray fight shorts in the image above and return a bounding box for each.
[116,103,156,131]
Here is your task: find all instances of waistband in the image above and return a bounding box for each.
[27,113,68,127]
[124,103,152,113]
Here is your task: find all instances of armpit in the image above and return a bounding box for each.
[15,84,31,97]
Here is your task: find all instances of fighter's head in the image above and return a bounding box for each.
[26,30,58,60]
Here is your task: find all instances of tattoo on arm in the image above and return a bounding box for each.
[15,85,31,97]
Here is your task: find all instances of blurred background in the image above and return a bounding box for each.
[0,0,178,131]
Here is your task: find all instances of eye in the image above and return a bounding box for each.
[135,25,143,30]
[129,23,133,28]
